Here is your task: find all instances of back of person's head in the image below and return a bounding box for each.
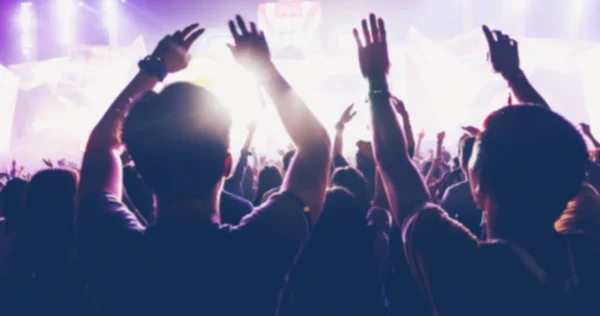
[470,105,588,232]
[459,136,475,172]
[254,166,283,205]
[330,167,369,212]
[282,150,296,173]
[122,82,232,202]
[0,178,27,232]
[11,169,78,264]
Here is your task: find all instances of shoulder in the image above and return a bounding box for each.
[222,191,253,209]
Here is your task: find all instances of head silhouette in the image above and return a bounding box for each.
[331,166,370,212]
[0,178,27,232]
[254,166,283,206]
[11,169,78,264]
[122,82,232,204]
[469,105,588,237]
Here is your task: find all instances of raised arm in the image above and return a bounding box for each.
[78,24,204,201]
[353,14,430,224]
[333,104,356,167]
[483,25,548,108]
[581,123,600,149]
[392,97,416,158]
[425,131,445,185]
[228,16,331,223]
[225,121,257,196]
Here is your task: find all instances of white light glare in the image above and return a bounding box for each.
[102,0,118,32]
[512,0,528,13]
[58,0,76,45]
[19,2,34,30]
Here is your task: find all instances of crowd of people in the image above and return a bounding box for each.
[0,12,599,316]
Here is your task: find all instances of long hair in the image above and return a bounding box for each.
[10,169,79,265]
[253,166,283,206]
[0,178,27,233]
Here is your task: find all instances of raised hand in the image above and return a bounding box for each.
[353,13,390,80]
[580,123,592,136]
[437,131,446,144]
[392,96,408,117]
[42,158,54,168]
[418,129,426,140]
[152,23,205,73]
[228,15,271,71]
[482,25,520,78]
[338,104,357,126]
[461,125,481,136]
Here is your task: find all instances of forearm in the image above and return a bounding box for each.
[243,130,256,151]
[368,78,430,222]
[401,114,416,158]
[333,128,344,157]
[414,137,423,159]
[371,169,389,210]
[225,151,249,195]
[587,134,600,149]
[79,72,159,201]
[505,71,549,109]
[260,63,330,152]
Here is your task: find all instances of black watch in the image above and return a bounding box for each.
[138,55,167,81]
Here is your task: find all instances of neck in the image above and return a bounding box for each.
[156,191,220,225]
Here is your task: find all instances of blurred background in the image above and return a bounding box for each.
[1,0,599,168]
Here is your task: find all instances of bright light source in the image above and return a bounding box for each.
[102,0,118,43]
[18,2,34,30]
[57,0,76,45]
[512,0,528,13]
[571,0,586,19]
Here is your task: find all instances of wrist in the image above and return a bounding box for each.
[368,74,388,90]
[138,55,167,81]
[501,68,524,82]
[335,121,345,131]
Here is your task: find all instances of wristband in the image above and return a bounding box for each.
[138,56,167,81]
[335,121,345,131]
[368,89,391,98]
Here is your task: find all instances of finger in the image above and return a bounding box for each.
[482,25,495,46]
[183,28,205,49]
[236,15,249,35]
[510,39,518,48]
[228,20,240,40]
[172,31,183,42]
[493,30,504,43]
[378,18,387,43]
[258,31,266,40]
[369,13,379,43]
[250,22,258,35]
[361,19,372,45]
[502,34,509,44]
[350,111,358,119]
[180,23,200,40]
[353,28,363,48]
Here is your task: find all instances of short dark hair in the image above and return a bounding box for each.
[459,136,475,168]
[331,167,369,211]
[12,169,78,263]
[283,150,296,172]
[122,82,231,201]
[473,105,588,226]
[0,178,27,232]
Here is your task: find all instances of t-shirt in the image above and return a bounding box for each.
[77,192,310,316]
[219,190,253,226]
[401,203,600,316]
[440,181,483,237]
